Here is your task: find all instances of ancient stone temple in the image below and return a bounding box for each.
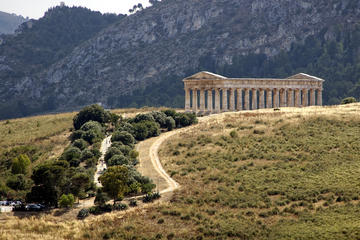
[183,71,324,113]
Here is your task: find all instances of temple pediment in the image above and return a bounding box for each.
[287,73,324,81]
[184,71,227,80]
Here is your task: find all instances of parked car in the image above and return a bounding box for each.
[25,204,45,211]
[0,201,7,206]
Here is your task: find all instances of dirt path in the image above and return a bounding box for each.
[94,135,112,187]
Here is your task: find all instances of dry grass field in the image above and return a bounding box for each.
[1,104,360,240]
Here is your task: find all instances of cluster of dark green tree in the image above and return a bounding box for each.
[0,146,40,200]
[25,105,114,207]
[110,24,360,108]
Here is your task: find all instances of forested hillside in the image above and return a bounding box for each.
[0,0,359,119]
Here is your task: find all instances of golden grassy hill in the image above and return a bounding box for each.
[1,104,360,240]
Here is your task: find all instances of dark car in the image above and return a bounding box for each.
[25,204,45,211]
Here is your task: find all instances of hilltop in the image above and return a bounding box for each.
[0,103,360,239]
[0,0,359,120]
[0,11,26,34]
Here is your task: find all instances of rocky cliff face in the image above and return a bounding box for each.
[0,11,26,34]
[0,0,359,118]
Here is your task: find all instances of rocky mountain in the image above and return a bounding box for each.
[0,0,360,119]
[0,11,26,34]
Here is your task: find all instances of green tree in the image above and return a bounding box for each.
[111,131,135,146]
[11,154,31,174]
[341,97,357,104]
[73,104,110,130]
[58,193,75,208]
[99,166,129,203]
[94,188,110,206]
[70,173,91,199]
[165,116,176,131]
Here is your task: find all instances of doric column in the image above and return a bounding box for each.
[317,89,323,106]
[207,89,213,112]
[287,89,294,107]
[192,88,198,112]
[185,88,191,111]
[236,88,243,111]
[244,89,250,110]
[302,89,308,107]
[214,88,221,113]
[280,89,286,107]
[259,89,265,109]
[266,89,272,108]
[273,89,279,108]
[222,88,228,112]
[310,89,316,106]
[294,89,301,107]
[252,89,257,110]
[229,89,235,111]
[199,89,205,112]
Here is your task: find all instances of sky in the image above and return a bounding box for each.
[0,0,150,19]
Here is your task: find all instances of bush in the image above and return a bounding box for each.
[61,147,81,162]
[143,192,161,203]
[70,130,85,142]
[11,154,31,175]
[174,112,198,128]
[129,199,137,207]
[111,131,135,146]
[59,193,75,208]
[165,116,176,131]
[133,113,155,123]
[116,122,135,135]
[162,109,177,119]
[72,139,88,150]
[341,97,357,104]
[108,154,130,166]
[80,121,104,144]
[6,174,28,190]
[113,203,128,211]
[77,208,90,219]
[111,142,132,156]
[132,121,160,140]
[104,147,124,162]
[73,104,110,130]
[80,149,95,162]
[150,111,168,128]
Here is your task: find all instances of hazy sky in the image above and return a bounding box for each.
[0,0,150,19]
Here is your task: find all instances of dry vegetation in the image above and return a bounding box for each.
[1,104,360,240]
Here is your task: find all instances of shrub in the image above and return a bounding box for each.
[11,154,31,174]
[80,149,95,162]
[174,112,198,128]
[116,122,135,136]
[150,111,168,128]
[73,104,110,130]
[61,147,82,162]
[77,208,90,219]
[143,192,161,203]
[70,130,85,142]
[113,203,128,211]
[104,147,123,162]
[230,130,238,138]
[165,116,176,131]
[129,199,137,207]
[162,109,177,118]
[59,194,75,208]
[132,121,160,140]
[6,174,28,190]
[108,154,130,166]
[72,139,89,150]
[111,131,135,146]
[341,97,357,104]
[133,113,155,123]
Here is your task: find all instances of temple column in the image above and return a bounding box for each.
[236,88,243,111]
[280,89,286,107]
[273,89,279,108]
[192,88,198,112]
[302,89,308,107]
[294,89,301,107]
[199,89,205,112]
[244,89,250,110]
[229,89,235,111]
[214,88,221,113]
[252,89,257,110]
[317,89,323,106]
[185,88,191,112]
[266,89,272,108]
[287,89,294,107]
[222,88,228,112]
[310,89,315,106]
[259,89,265,109]
[207,89,213,113]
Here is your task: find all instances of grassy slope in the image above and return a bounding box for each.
[1,104,360,240]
